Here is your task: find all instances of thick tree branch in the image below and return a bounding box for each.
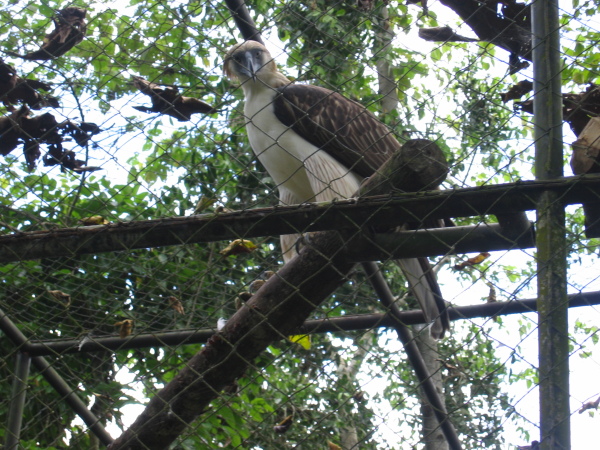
[223,0,264,44]
[421,1,531,72]
[441,1,531,57]
[106,140,448,449]
[418,27,478,43]
[107,228,354,449]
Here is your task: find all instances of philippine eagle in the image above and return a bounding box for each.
[224,41,449,338]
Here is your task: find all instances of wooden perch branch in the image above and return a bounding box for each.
[107,139,447,449]
[344,222,534,262]
[108,229,354,449]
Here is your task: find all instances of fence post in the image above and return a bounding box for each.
[5,352,31,450]
[532,1,570,449]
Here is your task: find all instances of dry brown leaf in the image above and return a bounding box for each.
[132,76,217,121]
[47,290,71,307]
[220,239,257,257]
[168,296,184,315]
[79,215,109,226]
[516,441,540,450]
[486,282,497,303]
[114,319,134,338]
[194,197,217,214]
[15,7,87,60]
[273,415,293,434]
[0,107,96,173]
[500,80,533,103]
[249,279,266,293]
[235,292,252,310]
[453,252,491,270]
[0,59,58,110]
[437,358,459,372]
[579,396,600,414]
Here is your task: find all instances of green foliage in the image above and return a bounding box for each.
[1,0,599,449]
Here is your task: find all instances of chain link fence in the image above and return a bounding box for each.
[1,0,599,449]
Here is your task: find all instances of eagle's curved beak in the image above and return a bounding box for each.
[236,51,260,81]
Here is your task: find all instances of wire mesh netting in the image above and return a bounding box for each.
[1,0,600,449]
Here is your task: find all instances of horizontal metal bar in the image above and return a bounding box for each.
[23,290,600,356]
[0,175,599,264]
[344,222,535,261]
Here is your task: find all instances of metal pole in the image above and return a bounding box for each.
[0,308,114,447]
[362,261,462,450]
[532,0,570,449]
[5,352,31,450]
[30,356,114,447]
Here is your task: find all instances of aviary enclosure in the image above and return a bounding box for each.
[1,1,599,449]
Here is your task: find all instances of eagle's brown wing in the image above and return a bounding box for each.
[274,84,399,178]
[274,84,449,338]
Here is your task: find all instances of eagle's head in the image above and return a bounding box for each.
[224,41,289,88]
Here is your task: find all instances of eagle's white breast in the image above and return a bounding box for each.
[243,87,362,204]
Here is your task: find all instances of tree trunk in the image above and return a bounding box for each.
[414,328,449,450]
[373,4,398,114]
